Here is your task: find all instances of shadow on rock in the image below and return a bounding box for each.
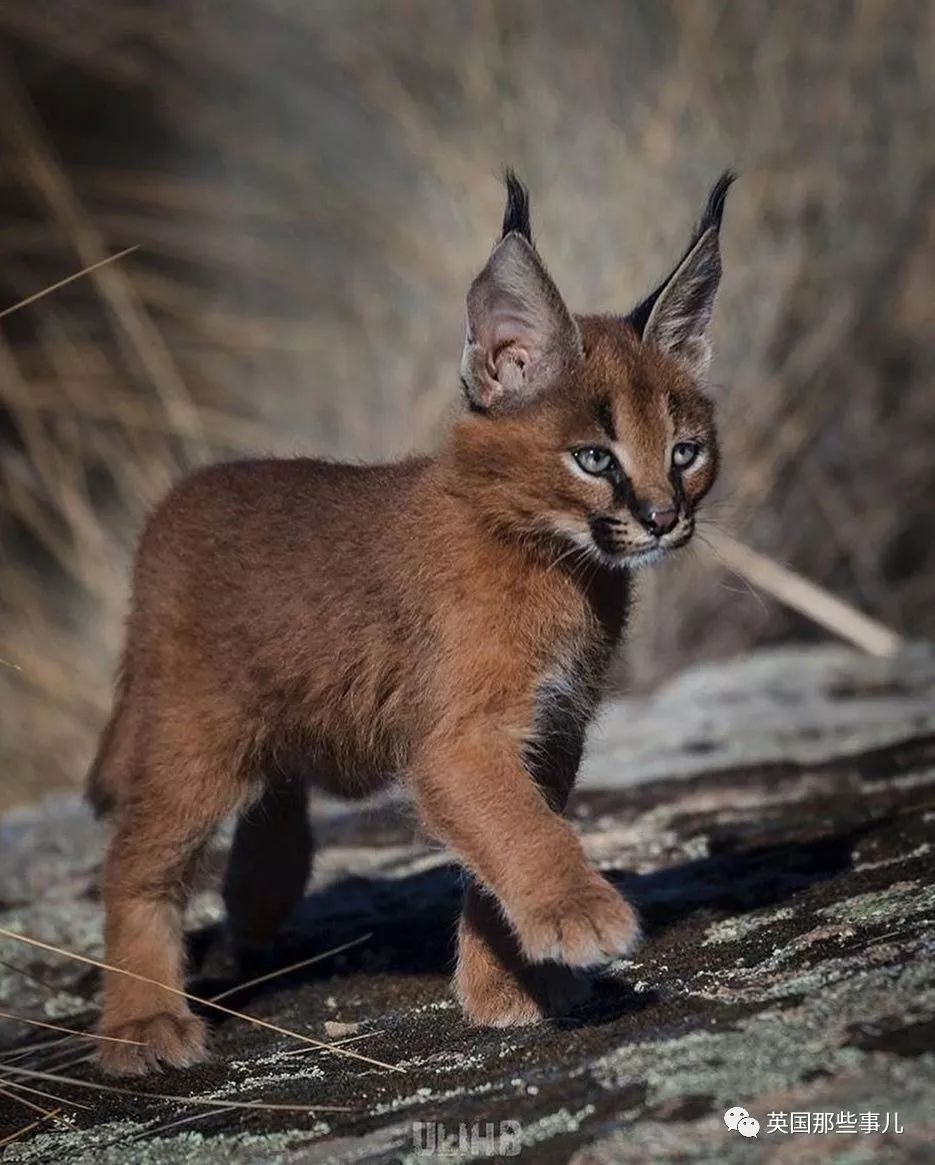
[184,816,884,1026]
[188,862,463,1009]
[618,820,876,935]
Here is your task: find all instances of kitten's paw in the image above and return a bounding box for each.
[515,873,641,968]
[96,1012,209,1076]
[456,961,592,1027]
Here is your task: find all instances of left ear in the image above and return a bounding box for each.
[460,171,581,414]
[627,172,735,381]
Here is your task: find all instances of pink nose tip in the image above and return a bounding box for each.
[646,507,678,536]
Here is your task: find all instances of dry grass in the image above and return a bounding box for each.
[1,0,934,807]
[0,925,402,1072]
[0,925,385,1147]
[208,933,371,1003]
[0,1009,146,1046]
[0,1107,64,1150]
[1,1064,348,1113]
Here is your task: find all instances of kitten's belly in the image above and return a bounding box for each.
[306,757,400,801]
[278,733,402,800]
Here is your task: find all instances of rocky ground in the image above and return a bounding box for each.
[1,645,934,1163]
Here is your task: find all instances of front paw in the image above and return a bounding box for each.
[96,1012,209,1076]
[513,872,641,967]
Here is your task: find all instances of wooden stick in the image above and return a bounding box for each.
[705,531,903,657]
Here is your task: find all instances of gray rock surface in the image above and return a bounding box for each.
[1,645,933,1163]
[582,642,935,786]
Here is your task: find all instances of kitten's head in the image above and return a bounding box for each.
[451,171,733,569]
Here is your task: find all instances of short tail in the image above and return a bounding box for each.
[86,667,129,818]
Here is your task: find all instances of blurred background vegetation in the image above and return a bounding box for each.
[1,0,933,809]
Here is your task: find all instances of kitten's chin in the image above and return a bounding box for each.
[618,532,693,570]
[585,543,666,571]
[620,546,666,569]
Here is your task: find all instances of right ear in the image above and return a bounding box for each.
[626,172,735,382]
[460,173,581,414]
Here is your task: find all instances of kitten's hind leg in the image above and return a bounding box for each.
[455,878,591,1027]
[96,749,245,1075]
[223,777,313,955]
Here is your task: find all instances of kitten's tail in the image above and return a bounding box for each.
[86,665,130,818]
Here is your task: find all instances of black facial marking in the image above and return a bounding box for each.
[595,397,617,442]
[589,515,620,556]
[666,453,683,489]
[610,472,635,511]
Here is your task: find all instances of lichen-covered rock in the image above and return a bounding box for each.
[1,646,934,1162]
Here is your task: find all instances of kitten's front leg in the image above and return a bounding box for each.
[413,730,640,974]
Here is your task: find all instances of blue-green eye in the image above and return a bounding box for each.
[573,447,615,476]
[672,441,701,469]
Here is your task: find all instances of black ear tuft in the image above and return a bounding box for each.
[627,171,736,338]
[500,169,532,244]
[699,170,736,236]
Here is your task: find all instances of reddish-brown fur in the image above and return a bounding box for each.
[88,176,730,1074]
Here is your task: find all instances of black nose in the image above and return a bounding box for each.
[639,505,679,537]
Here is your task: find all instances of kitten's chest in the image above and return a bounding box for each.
[524,631,614,808]
[521,570,630,805]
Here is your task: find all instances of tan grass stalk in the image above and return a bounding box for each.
[1,1064,350,1114]
[0,927,401,1072]
[209,933,371,1002]
[0,246,139,321]
[128,1106,228,1143]
[0,1008,146,1046]
[1,1036,73,1064]
[0,1081,58,1118]
[0,1074,92,1112]
[31,1052,96,1077]
[0,55,204,448]
[283,1030,384,1058]
[0,1108,62,1149]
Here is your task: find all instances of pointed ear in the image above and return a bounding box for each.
[628,172,735,381]
[460,174,581,414]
